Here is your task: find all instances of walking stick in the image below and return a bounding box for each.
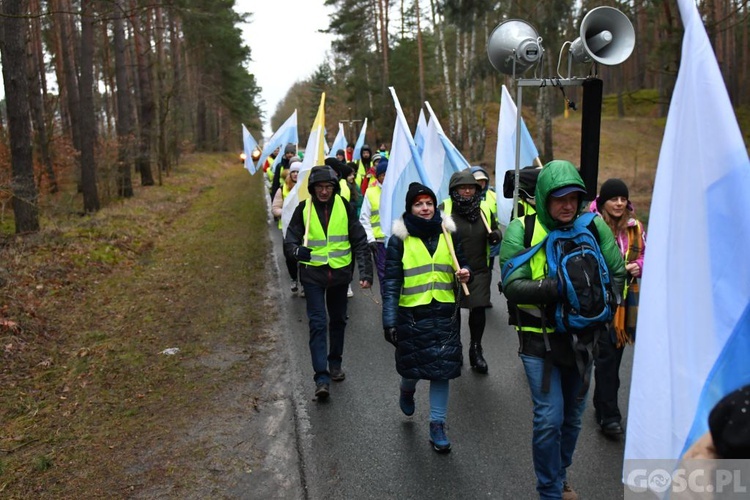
[442,224,470,296]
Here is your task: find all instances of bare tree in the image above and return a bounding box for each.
[113,0,134,197]
[79,0,100,212]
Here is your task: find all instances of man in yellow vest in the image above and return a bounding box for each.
[359,158,388,296]
[285,165,373,400]
[499,160,626,499]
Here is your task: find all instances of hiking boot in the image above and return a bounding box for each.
[429,421,451,453]
[469,342,488,374]
[290,280,298,293]
[562,481,578,500]
[314,382,329,400]
[601,421,624,438]
[347,284,354,298]
[399,388,415,416]
[330,367,346,382]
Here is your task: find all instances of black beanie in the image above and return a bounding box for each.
[709,384,750,459]
[405,182,437,209]
[598,178,629,203]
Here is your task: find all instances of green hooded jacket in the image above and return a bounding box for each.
[499,160,626,306]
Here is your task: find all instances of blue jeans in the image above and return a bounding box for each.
[520,354,590,499]
[303,282,348,384]
[400,378,449,422]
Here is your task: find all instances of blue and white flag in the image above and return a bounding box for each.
[352,118,368,162]
[380,88,430,241]
[328,123,347,158]
[495,85,539,226]
[624,0,750,473]
[422,101,470,203]
[414,108,428,155]
[242,124,259,174]
[256,110,298,172]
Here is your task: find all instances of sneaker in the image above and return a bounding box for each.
[428,421,451,453]
[347,284,354,298]
[330,367,346,382]
[399,388,415,416]
[315,382,329,400]
[290,280,298,293]
[562,481,578,500]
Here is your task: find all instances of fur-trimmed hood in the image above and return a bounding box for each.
[391,213,456,240]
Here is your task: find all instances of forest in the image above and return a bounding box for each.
[1,0,749,234]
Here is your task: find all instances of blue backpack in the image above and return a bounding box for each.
[501,212,614,333]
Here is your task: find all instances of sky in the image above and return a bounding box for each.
[235,0,335,139]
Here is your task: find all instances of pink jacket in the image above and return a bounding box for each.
[589,199,646,276]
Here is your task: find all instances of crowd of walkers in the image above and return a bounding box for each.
[265,142,647,500]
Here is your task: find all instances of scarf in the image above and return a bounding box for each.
[403,211,443,239]
[450,190,482,222]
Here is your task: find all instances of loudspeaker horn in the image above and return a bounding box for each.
[487,19,542,76]
[569,6,635,66]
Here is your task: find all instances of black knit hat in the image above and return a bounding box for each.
[405,182,437,209]
[598,178,629,203]
[709,384,750,459]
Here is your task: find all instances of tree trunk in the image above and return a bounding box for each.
[430,0,455,138]
[155,4,170,179]
[79,0,100,212]
[55,0,82,152]
[131,0,155,186]
[1,0,40,232]
[415,0,425,105]
[27,0,58,193]
[113,0,134,197]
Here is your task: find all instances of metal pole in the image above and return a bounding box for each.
[512,83,523,221]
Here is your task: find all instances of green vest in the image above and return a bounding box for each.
[365,184,384,241]
[399,234,455,307]
[277,183,292,229]
[302,195,352,268]
[514,216,549,334]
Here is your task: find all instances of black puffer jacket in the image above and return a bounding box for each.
[382,214,469,381]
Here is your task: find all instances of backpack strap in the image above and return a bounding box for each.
[523,213,536,248]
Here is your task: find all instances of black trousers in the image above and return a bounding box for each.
[593,331,625,426]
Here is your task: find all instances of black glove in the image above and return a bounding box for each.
[294,246,312,262]
[383,327,398,347]
[488,231,502,245]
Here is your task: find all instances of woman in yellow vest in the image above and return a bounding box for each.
[272,159,301,293]
[440,170,502,374]
[382,182,471,454]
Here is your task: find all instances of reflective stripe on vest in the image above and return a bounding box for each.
[365,185,384,241]
[399,234,455,307]
[302,195,352,268]
[515,216,549,333]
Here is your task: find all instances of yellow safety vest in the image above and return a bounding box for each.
[365,184,384,241]
[302,195,352,268]
[485,189,497,215]
[442,198,493,265]
[514,216,550,333]
[399,234,455,307]
[339,179,350,202]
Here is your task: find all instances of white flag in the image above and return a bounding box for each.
[421,101,470,203]
[624,0,750,477]
[495,85,539,226]
[379,88,429,241]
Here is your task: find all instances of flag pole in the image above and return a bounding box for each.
[442,224,470,296]
[534,156,544,168]
[479,210,492,234]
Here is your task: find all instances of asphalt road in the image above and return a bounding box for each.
[269,222,633,499]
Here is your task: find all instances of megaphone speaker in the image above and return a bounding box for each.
[487,19,542,76]
[570,6,635,66]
